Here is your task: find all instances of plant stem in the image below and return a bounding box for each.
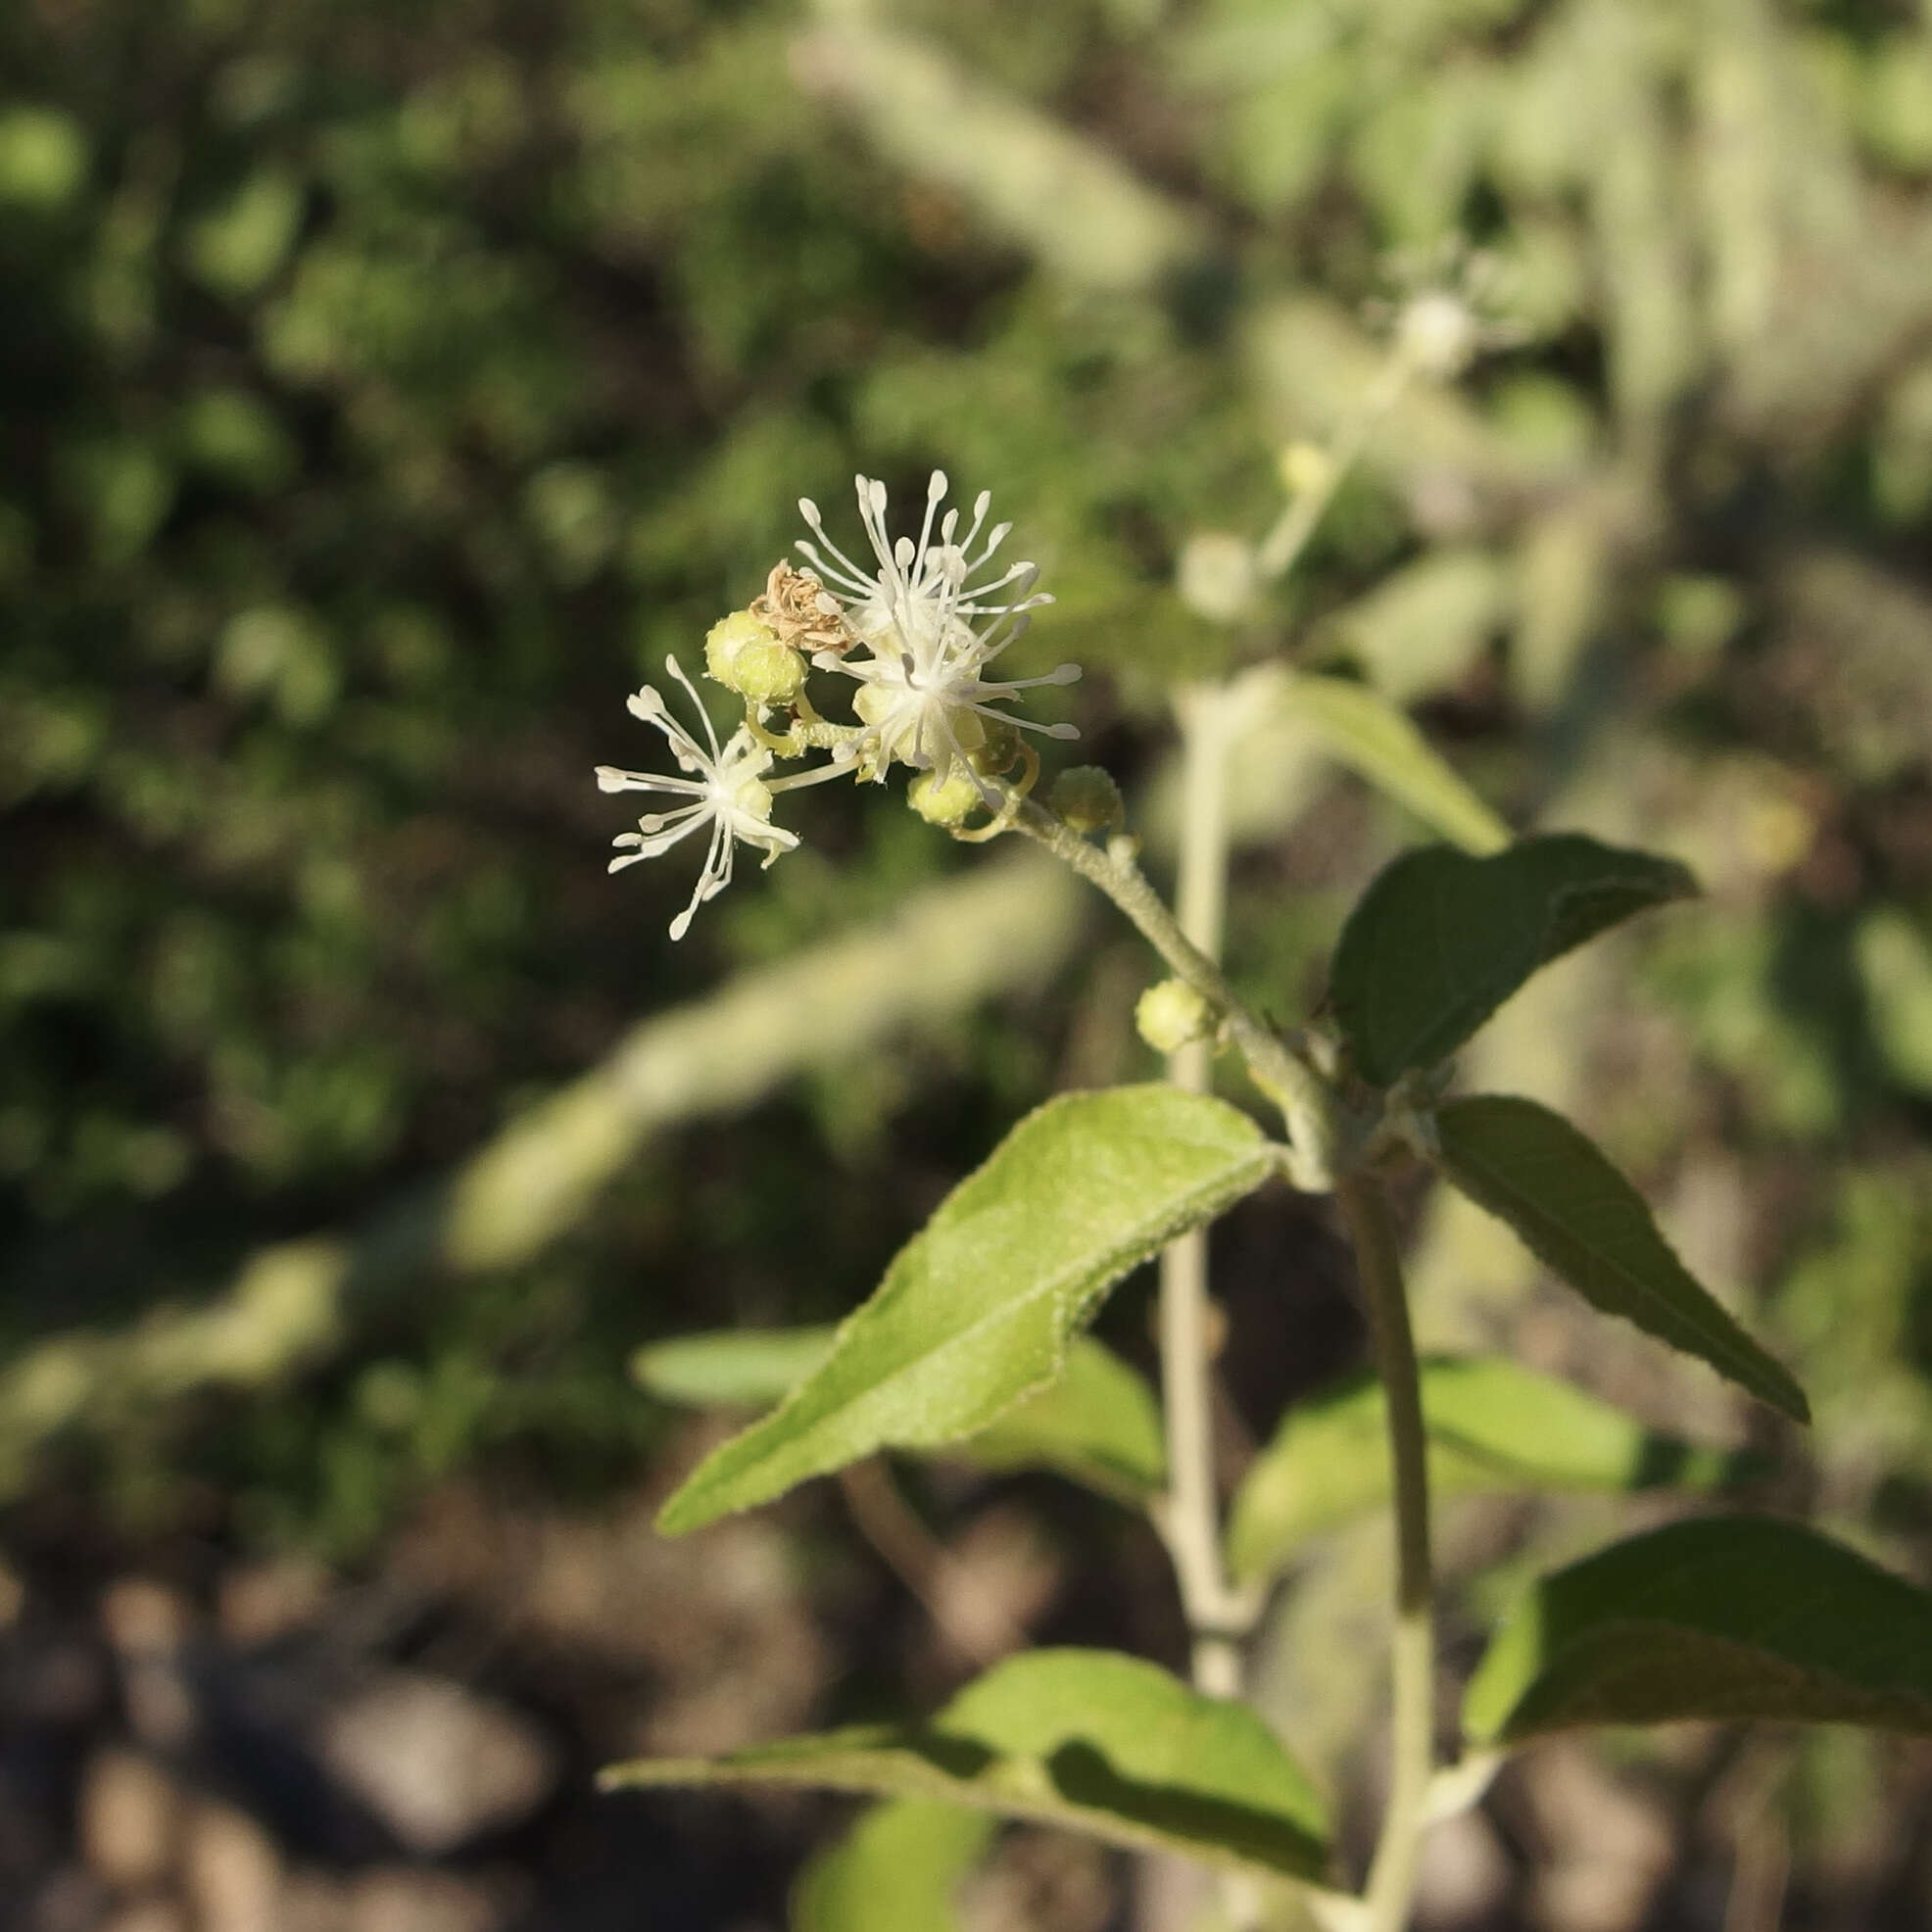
[1161,685,1245,1697]
[1254,354,1415,585]
[1011,799,1339,1189]
[1336,1173,1433,1932]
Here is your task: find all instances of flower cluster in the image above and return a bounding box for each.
[597,473,1081,937]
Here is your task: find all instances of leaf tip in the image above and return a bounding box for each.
[652,1478,715,1537]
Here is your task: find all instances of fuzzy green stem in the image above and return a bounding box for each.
[1011,799,1339,1188]
[1336,1173,1433,1932]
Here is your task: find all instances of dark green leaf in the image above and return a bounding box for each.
[1466,1516,1932,1743]
[604,1648,1331,1884]
[1330,835,1696,1087]
[793,1801,994,1932]
[1433,1096,1808,1423]
[1226,1356,1733,1583]
[657,1088,1272,1534]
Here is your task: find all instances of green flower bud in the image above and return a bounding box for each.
[1135,978,1213,1054]
[704,608,806,705]
[908,766,986,827]
[1049,765,1124,835]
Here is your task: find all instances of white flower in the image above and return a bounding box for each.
[596,655,798,941]
[795,471,1080,789]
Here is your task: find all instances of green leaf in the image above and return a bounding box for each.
[1433,1096,1809,1424]
[1330,835,1696,1087]
[1466,1516,1932,1744]
[657,1088,1272,1534]
[637,1325,1167,1505]
[1226,1355,1733,1583]
[604,1648,1331,1884]
[793,1801,994,1932]
[633,1327,837,1408]
[1282,673,1511,857]
[957,1333,1165,1503]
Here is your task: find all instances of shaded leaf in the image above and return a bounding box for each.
[604,1648,1330,1884]
[1226,1356,1732,1583]
[657,1088,1272,1533]
[637,1326,1167,1505]
[1281,674,1510,856]
[1331,835,1696,1087]
[793,1800,993,1932]
[1466,1516,1932,1743]
[1433,1096,1809,1423]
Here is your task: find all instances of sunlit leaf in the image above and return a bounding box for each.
[1433,1096,1808,1423]
[637,1326,1167,1505]
[657,1089,1273,1533]
[1226,1355,1733,1583]
[792,1801,994,1932]
[962,1333,1165,1502]
[1330,835,1696,1087]
[1280,674,1510,855]
[1466,1517,1932,1744]
[604,1648,1330,1884]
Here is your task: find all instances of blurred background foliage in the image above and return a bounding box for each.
[5,0,1932,1925]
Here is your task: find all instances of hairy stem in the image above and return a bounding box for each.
[1011,799,1339,1189]
[1336,1174,1433,1932]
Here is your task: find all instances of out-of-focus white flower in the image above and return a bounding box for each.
[1396,288,1484,380]
[596,655,798,941]
[796,471,1080,789]
[1377,240,1526,380]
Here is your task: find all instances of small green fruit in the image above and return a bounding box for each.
[1049,765,1124,835]
[1135,978,1213,1054]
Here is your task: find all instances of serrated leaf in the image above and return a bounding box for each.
[604,1648,1330,1884]
[793,1800,994,1932]
[1466,1516,1932,1744]
[637,1326,1166,1505]
[1330,835,1696,1087]
[1281,674,1510,856]
[633,1327,837,1408]
[1226,1355,1733,1583]
[657,1088,1272,1534]
[1433,1096,1809,1424]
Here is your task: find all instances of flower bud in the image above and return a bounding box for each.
[1135,978,1213,1054]
[1277,441,1335,498]
[704,609,806,705]
[1048,765,1124,835]
[1396,290,1480,379]
[908,766,986,827]
[1176,531,1256,623]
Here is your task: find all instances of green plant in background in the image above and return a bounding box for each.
[8,0,1932,1918]
[605,310,1932,1932]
